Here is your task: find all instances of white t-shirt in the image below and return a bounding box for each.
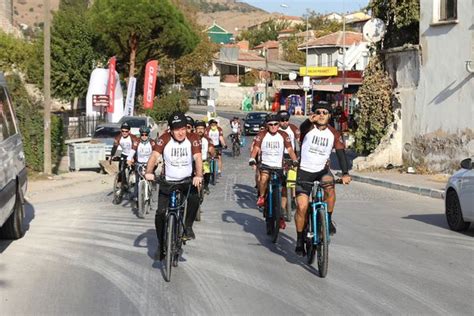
[280,123,300,154]
[253,130,292,168]
[206,127,223,146]
[201,136,210,160]
[114,134,136,156]
[128,139,156,163]
[154,132,201,181]
[300,125,344,173]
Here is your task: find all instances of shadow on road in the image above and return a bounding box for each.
[222,210,320,277]
[233,184,257,210]
[0,201,36,255]
[133,228,158,261]
[403,213,474,237]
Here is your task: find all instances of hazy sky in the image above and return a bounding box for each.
[243,0,370,16]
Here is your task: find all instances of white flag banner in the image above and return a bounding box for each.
[124,76,137,116]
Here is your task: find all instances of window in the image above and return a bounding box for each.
[439,0,457,21]
[0,88,16,141]
[327,54,333,67]
[317,54,322,66]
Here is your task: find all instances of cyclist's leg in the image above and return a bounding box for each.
[320,170,336,233]
[133,168,140,200]
[217,148,223,174]
[258,167,270,199]
[155,184,170,260]
[118,156,126,183]
[295,168,317,254]
[184,184,199,239]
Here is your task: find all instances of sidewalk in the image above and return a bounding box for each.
[341,170,449,199]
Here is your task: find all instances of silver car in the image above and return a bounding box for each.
[91,123,121,158]
[0,73,27,240]
[445,158,474,231]
[117,116,159,139]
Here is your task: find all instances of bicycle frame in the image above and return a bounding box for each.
[309,182,330,245]
[267,170,281,218]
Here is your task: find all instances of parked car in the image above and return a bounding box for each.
[0,72,27,240]
[445,158,474,231]
[91,123,121,158]
[117,115,159,139]
[242,112,268,135]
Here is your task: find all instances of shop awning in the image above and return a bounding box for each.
[314,84,343,92]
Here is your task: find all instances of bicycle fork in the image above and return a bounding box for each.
[310,192,330,245]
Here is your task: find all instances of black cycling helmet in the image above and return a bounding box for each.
[313,101,332,114]
[186,115,195,128]
[139,125,150,135]
[208,119,218,125]
[278,110,290,121]
[194,120,206,128]
[120,122,130,130]
[168,112,187,130]
[265,113,281,124]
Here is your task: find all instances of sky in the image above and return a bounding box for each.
[242,0,370,16]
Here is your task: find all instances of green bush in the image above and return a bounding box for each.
[6,74,64,172]
[354,56,393,155]
[144,87,190,122]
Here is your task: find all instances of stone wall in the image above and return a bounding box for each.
[215,83,275,110]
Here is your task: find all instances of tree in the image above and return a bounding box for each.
[237,19,291,48]
[305,11,345,37]
[0,31,35,73]
[90,0,199,79]
[354,56,393,154]
[281,36,305,65]
[368,0,419,48]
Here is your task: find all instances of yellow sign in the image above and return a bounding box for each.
[299,66,338,77]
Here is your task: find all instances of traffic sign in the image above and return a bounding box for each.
[303,76,311,91]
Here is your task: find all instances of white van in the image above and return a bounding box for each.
[0,73,27,239]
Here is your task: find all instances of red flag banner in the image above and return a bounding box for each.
[107,56,116,113]
[143,60,158,110]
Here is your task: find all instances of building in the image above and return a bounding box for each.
[298,31,369,70]
[252,40,279,60]
[205,22,233,45]
[344,12,371,32]
[410,0,473,170]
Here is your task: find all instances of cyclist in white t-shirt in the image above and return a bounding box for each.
[145,112,203,261]
[249,114,298,208]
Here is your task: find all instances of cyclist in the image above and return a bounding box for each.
[186,115,195,134]
[145,112,203,261]
[278,110,301,215]
[127,126,156,202]
[250,123,266,192]
[294,103,351,256]
[249,114,298,211]
[229,116,241,146]
[110,122,138,187]
[195,120,215,194]
[205,119,227,176]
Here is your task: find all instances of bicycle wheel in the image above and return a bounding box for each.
[306,208,316,265]
[316,209,329,278]
[271,185,281,243]
[164,214,176,282]
[127,169,135,199]
[195,191,202,222]
[233,142,239,158]
[137,180,146,218]
[212,160,218,185]
[112,173,123,205]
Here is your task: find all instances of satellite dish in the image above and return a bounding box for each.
[363,18,386,43]
[289,72,297,81]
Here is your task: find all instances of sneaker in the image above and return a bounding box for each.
[279,217,286,230]
[184,227,195,240]
[257,196,265,207]
[329,220,337,235]
[204,186,210,195]
[295,238,305,256]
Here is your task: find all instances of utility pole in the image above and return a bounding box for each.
[342,0,346,112]
[264,46,268,111]
[304,14,309,116]
[43,0,52,175]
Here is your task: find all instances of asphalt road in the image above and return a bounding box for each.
[1,141,473,315]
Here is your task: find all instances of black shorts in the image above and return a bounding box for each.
[295,168,333,196]
[259,164,283,179]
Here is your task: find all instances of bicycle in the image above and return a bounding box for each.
[262,167,283,243]
[283,159,297,222]
[112,156,134,205]
[229,134,240,158]
[136,163,153,218]
[295,178,342,278]
[157,177,192,282]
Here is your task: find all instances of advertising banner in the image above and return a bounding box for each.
[143,60,158,110]
[107,56,116,113]
[124,77,137,116]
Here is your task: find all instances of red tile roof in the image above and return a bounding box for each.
[253,40,279,50]
[278,28,296,34]
[238,51,264,61]
[299,31,363,48]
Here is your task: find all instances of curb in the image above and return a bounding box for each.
[337,172,445,200]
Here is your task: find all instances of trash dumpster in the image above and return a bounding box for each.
[69,143,106,171]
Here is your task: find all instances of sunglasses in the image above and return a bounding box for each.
[281,119,289,122]
[267,122,279,126]
[315,110,329,115]
[140,133,149,136]
[121,130,130,133]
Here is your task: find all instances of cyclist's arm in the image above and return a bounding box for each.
[127,141,138,162]
[218,127,227,147]
[208,141,215,157]
[330,126,350,175]
[193,152,203,178]
[110,135,120,157]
